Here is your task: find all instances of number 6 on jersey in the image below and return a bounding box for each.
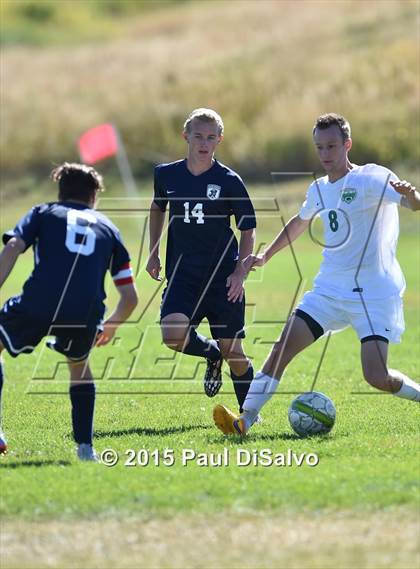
[65,209,97,255]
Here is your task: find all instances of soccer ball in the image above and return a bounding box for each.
[288,391,336,437]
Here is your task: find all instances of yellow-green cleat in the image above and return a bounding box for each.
[213,404,247,436]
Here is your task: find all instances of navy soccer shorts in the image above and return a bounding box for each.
[0,296,101,362]
[161,276,246,339]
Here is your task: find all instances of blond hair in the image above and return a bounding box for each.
[183,108,224,136]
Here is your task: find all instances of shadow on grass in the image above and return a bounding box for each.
[206,432,301,444]
[94,424,213,438]
[0,460,71,469]
[207,432,342,444]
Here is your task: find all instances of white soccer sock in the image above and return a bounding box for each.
[392,370,420,402]
[241,371,280,428]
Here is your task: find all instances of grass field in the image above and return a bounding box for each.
[1,1,419,566]
[0,180,419,568]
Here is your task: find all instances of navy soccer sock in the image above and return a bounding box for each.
[183,329,221,362]
[69,382,95,445]
[231,364,254,413]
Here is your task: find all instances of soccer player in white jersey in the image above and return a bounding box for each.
[213,112,420,436]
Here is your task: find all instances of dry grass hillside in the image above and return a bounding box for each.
[1,0,419,181]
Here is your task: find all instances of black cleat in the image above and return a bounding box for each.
[204,355,223,397]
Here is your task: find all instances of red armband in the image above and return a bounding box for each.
[113,263,134,286]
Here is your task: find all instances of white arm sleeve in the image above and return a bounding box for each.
[298,182,319,220]
[367,166,401,205]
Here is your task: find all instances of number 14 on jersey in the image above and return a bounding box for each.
[184,202,204,224]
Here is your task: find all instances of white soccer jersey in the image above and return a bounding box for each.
[299,163,405,300]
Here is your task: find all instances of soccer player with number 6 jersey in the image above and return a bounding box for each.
[147,108,257,411]
[0,163,138,459]
[213,113,420,436]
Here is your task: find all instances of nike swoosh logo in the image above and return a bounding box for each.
[167,190,175,194]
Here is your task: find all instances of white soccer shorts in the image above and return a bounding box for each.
[296,290,405,343]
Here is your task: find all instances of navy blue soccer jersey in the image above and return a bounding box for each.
[154,159,256,279]
[2,202,132,325]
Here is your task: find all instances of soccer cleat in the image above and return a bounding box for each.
[77,443,98,462]
[213,404,247,436]
[0,431,7,454]
[204,355,223,397]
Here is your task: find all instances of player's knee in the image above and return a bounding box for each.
[161,328,188,351]
[363,367,389,390]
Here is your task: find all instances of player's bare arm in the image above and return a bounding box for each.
[391,180,420,211]
[243,214,310,273]
[226,228,255,302]
[96,282,138,347]
[146,201,166,281]
[0,236,26,288]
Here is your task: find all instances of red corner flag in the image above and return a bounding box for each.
[78,124,119,164]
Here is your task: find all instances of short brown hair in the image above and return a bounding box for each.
[183,108,224,136]
[51,162,104,203]
[313,113,351,142]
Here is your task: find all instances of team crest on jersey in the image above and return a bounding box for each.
[207,184,221,200]
[341,188,357,204]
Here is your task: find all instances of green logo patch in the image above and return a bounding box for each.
[341,188,357,204]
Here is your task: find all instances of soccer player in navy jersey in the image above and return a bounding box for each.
[146,108,256,412]
[0,163,138,460]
